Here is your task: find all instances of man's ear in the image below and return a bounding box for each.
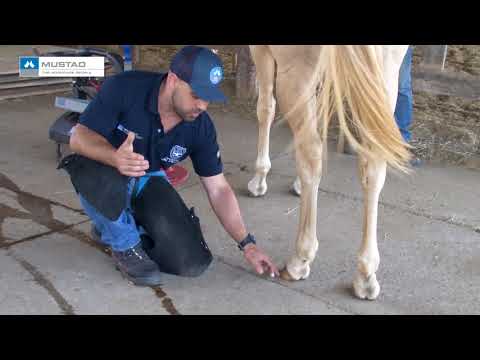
[167,71,179,86]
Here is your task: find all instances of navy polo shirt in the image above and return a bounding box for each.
[78,71,223,177]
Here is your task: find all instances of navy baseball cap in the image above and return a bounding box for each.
[170,45,227,103]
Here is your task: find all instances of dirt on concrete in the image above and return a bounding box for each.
[411,45,480,168]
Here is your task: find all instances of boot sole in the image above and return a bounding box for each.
[115,265,163,287]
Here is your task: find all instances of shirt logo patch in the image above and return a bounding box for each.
[161,145,187,164]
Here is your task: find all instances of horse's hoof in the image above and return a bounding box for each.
[353,273,380,300]
[279,267,295,281]
[248,177,267,197]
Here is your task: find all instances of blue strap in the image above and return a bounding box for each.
[135,170,169,198]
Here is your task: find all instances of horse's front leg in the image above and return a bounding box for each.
[248,46,276,197]
[279,93,323,280]
[280,137,323,281]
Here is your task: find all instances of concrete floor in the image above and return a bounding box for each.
[1,93,479,315]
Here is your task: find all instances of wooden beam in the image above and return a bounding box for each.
[235,46,257,100]
[421,45,448,70]
[413,66,480,100]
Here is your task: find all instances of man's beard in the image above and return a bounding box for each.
[173,104,191,120]
[172,91,196,121]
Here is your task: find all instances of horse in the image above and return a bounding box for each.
[247,45,411,300]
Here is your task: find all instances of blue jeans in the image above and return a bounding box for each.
[79,170,168,252]
[394,46,413,143]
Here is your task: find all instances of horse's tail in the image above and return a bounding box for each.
[309,45,411,172]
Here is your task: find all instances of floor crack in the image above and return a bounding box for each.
[0,219,90,250]
[315,187,480,234]
[9,251,75,315]
[214,255,355,315]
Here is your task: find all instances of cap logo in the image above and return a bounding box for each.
[210,66,223,85]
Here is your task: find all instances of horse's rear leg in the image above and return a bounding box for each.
[353,46,407,300]
[353,156,385,300]
[247,45,276,197]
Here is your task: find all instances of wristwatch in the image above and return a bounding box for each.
[238,233,256,251]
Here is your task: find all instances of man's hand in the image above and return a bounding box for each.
[243,244,280,278]
[114,132,149,177]
[199,175,279,278]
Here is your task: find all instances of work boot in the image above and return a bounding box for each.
[112,243,163,286]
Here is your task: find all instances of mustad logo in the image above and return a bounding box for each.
[41,61,86,68]
[20,56,104,78]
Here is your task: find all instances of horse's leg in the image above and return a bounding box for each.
[352,46,407,300]
[275,77,323,281]
[352,156,386,299]
[281,110,323,280]
[247,45,276,197]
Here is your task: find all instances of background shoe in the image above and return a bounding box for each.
[410,157,423,167]
[343,142,357,156]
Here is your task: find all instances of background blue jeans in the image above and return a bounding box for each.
[394,46,414,142]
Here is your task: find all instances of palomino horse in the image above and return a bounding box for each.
[247,46,411,300]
